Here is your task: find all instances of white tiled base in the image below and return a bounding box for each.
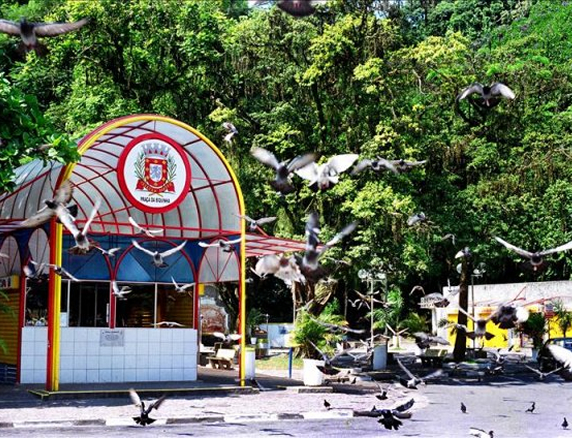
[20,327,198,384]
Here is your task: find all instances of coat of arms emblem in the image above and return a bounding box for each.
[133,142,177,194]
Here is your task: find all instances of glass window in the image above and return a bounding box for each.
[68,282,110,327]
[115,284,156,327]
[25,279,49,326]
[156,284,193,328]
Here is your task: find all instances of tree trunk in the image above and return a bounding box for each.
[453,257,470,362]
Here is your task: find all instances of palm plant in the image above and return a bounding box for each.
[292,300,345,360]
[517,312,547,350]
[553,300,572,338]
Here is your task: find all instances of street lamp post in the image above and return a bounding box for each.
[358,269,387,347]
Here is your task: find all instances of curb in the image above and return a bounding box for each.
[27,385,258,401]
[0,410,355,429]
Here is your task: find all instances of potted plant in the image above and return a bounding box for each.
[517,312,547,360]
[291,301,345,386]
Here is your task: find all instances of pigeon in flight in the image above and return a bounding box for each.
[457,82,515,108]
[351,157,399,175]
[276,0,320,17]
[377,410,403,430]
[490,303,529,329]
[494,236,572,272]
[94,246,121,257]
[252,254,305,285]
[171,277,193,294]
[455,246,472,259]
[407,212,428,226]
[198,238,242,253]
[68,198,102,254]
[295,154,359,191]
[419,292,451,308]
[525,402,535,413]
[470,427,494,438]
[251,147,316,195]
[461,402,467,413]
[132,240,187,268]
[23,261,47,280]
[547,344,572,370]
[213,332,242,343]
[412,332,450,350]
[0,17,89,55]
[37,261,79,282]
[234,213,277,232]
[128,216,162,237]
[457,307,495,341]
[154,321,186,328]
[20,180,75,228]
[524,364,562,381]
[396,357,443,389]
[129,389,166,426]
[222,122,238,144]
[112,281,132,300]
[298,211,357,282]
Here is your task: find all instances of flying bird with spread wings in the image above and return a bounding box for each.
[129,389,166,426]
[68,198,102,254]
[457,82,515,108]
[199,238,242,253]
[0,17,89,56]
[132,240,187,268]
[295,154,359,191]
[251,147,316,195]
[128,216,162,237]
[20,180,75,228]
[494,236,572,272]
[222,122,238,144]
[234,214,277,232]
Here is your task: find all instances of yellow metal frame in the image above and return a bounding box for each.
[47,114,246,390]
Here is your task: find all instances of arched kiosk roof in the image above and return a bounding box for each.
[0,115,242,240]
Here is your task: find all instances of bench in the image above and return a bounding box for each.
[208,348,236,369]
[419,348,447,368]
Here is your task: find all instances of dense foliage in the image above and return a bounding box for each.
[1,0,572,328]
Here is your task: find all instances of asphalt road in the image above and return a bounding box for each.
[3,375,572,437]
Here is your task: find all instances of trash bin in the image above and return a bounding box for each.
[303,359,325,386]
[245,347,256,379]
[373,343,388,370]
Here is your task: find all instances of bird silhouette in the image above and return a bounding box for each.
[295,154,359,191]
[351,157,399,175]
[470,427,494,438]
[374,382,388,400]
[129,389,166,426]
[276,0,318,17]
[171,277,193,294]
[128,216,162,237]
[457,307,495,341]
[407,212,428,226]
[111,281,132,300]
[199,238,242,253]
[222,122,238,144]
[525,402,535,413]
[95,246,121,257]
[494,236,572,272]
[461,402,467,413]
[234,214,277,232]
[323,399,331,410]
[68,198,102,254]
[0,17,89,56]
[378,411,403,430]
[563,417,569,429]
[20,180,75,228]
[396,357,443,389]
[457,82,515,108]
[297,211,357,282]
[132,240,187,268]
[251,146,316,195]
[412,332,450,350]
[490,303,529,329]
[38,262,79,282]
[524,364,562,381]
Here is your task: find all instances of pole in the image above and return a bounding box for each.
[288,347,293,379]
[471,275,476,349]
[370,277,374,347]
